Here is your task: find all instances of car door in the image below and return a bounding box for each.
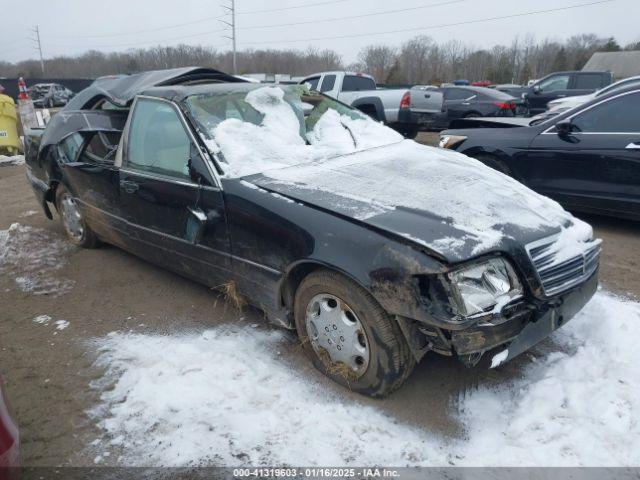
[62,130,129,245]
[443,88,478,120]
[119,96,232,285]
[409,86,444,114]
[526,89,640,218]
[528,73,572,113]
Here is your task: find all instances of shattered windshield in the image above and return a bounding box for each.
[185,85,403,178]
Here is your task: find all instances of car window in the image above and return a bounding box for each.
[446,89,475,101]
[304,76,321,91]
[58,133,84,162]
[342,75,376,92]
[571,91,640,133]
[320,74,336,92]
[574,74,604,90]
[538,74,570,92]
[82,132,121,164]
[127,99,192,180]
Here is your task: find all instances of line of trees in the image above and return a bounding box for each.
[1,34,638,85]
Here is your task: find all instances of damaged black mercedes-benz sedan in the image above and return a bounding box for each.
[24,67,601,397]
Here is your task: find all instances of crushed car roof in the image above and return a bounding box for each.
[64,67,246,110]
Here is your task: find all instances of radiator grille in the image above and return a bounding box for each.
[527,235,600,296]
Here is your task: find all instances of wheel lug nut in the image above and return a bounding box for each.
[325,326,329,332]
[337,345,341,350]
[333,325,337,330]
[340,336,344,341]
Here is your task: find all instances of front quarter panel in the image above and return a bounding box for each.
[221,179,448,323]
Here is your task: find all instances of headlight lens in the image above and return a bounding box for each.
[439,135,467,149]
[448,258,522,317]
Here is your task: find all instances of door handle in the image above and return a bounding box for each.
[626,142,640,150]
[120,179,139,193]
[556,94,567,98]
[424,94,431,98]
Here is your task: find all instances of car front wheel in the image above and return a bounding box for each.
[294,269,415,397]
[56,185,99,248]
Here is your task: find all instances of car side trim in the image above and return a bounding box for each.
[77,199,282,276]
[119,168,220,192]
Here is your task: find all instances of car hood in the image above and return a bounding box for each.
[246,140,594,263]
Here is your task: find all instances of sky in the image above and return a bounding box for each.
[1,0,638,65]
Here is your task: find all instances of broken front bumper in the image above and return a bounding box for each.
[450,269,598,363]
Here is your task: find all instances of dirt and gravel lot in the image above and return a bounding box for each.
[1,147,638,465]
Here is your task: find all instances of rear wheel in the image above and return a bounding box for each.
[294,269,415,397]
[56,185,99,248]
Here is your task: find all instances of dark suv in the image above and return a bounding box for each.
[524,71,613,114]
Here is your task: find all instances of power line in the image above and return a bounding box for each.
[50,15,224,39]
[49,28,228,49]
[240,0,616,45]
[237,0,348,15]
[47,0,348,39]
[238,0,466,31]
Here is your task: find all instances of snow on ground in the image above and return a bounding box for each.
[0,223,74,295]
[90,291,640,467]
[0,155,24,166]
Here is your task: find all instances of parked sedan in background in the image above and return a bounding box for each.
[30,83,75,108]
[546,75,640,115]
[440,84,640,221]
[0,376,19,469]
[25,67,600,397]
[432,86,519,129]
[523,71,614,115]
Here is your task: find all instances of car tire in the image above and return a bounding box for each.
[397,126,419,139]
[55,185,99,248]
[294,269,415,397]
[474,153,512,177]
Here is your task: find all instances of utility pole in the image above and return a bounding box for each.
[29,25,45,76]
[220,0,237,74]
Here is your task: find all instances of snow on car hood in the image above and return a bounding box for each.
[248,141,598,262]
[209,86,598,263]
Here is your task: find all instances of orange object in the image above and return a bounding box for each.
[18,77,29,100]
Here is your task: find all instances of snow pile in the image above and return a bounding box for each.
[459,291,640,466]
[90,292,640,467]
[0,155,24,166]
[33,314,52,325]
[0,223,74,295]
[211,86,402,178]
[90,326,448,466]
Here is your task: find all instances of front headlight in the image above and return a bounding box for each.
[448,258,523,317]
[439,135,467,149]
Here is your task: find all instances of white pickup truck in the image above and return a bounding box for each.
[299,71,443,138]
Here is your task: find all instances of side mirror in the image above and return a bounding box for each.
[555,120,573,136]
[532,85,541,94]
